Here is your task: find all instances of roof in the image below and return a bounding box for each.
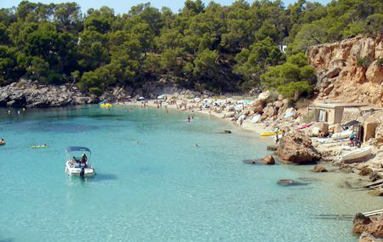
[66,146,91,153]
[342,120,361,127]
[310,102,366,109]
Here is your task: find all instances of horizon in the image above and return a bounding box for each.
[1,0,332,14]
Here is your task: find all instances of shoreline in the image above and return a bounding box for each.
[121,99,274,135]
[119,98,383,189]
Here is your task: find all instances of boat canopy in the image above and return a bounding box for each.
[66,146,91,153]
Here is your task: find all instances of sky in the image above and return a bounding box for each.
[1,0,332,14]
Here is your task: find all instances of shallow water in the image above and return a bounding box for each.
[0,105,381,242]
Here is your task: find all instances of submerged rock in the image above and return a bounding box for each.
[277,179,308,186]
[267,145,277,151]
[243,157,275,165]
[243,159,260,164]
[220,130,232,134]
[367,190,383,196]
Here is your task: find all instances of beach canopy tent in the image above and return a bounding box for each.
[342,120,361,129]
[194,97,201,102]
[137,97,145,101]
[157,95,165,99]
[65,146,92,160]
[66,146,91,153]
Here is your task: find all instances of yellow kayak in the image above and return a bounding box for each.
[29,145,48,149]
[100,103,112,108]
[260,131,284,137]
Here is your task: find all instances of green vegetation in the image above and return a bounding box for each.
[357,56,372,68]
[0,0,382,98]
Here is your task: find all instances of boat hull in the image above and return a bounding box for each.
[332,129,353,140]
[65,161,95,177]
[341,146,371,163]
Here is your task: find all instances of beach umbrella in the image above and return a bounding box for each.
[157,95,165,99]
[138,97,145,100]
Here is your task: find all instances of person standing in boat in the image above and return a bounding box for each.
[81,154,87,167]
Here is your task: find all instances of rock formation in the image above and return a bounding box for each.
[308,35,383,107]
[313,165,328,172]
[276,132,321,164]
[0,80,97,108]
[353,213,383,238]
[261,155,275,165]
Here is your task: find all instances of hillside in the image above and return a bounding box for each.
[308,35,383,107]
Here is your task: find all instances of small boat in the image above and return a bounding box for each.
[260,131,283,137]
[0,140,5,146]
[332,129,353,140]
[341,146,372,163]
[65,146,95,177]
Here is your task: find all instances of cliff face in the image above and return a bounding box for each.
[308,35,383,107]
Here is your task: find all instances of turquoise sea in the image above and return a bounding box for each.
[0,105,381,242]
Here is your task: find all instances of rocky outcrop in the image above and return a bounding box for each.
[308,35,383,106]
[0,80,97,108]
[353,213,383,238]
[276,132,321,164]
[313,165,328,172]
[261,155,275,165]
[358,232,382,242]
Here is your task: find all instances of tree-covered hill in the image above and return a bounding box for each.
[0,0,382,97]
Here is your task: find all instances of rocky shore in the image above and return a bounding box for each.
[1,79,382,240]
[0,80,98,108]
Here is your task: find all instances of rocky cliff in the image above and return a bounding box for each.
[0,80,97,108]
[308,35,383,107]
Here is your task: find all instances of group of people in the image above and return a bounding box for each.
[72,153,88,167]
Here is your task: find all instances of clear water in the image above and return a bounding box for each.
[0,105,381,242]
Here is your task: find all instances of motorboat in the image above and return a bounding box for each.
[341,146,372,163]
[65,146,95,177]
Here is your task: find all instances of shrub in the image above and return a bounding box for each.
[357,56,372,68]
[302,111,316,123]
[89,87,102,96]
[294,98,311,109]
[377,58,383,67]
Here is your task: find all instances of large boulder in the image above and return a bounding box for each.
[353,213,383,238]
[258,91,270,101]
[276,132,321,164]
[262,104,277,118]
